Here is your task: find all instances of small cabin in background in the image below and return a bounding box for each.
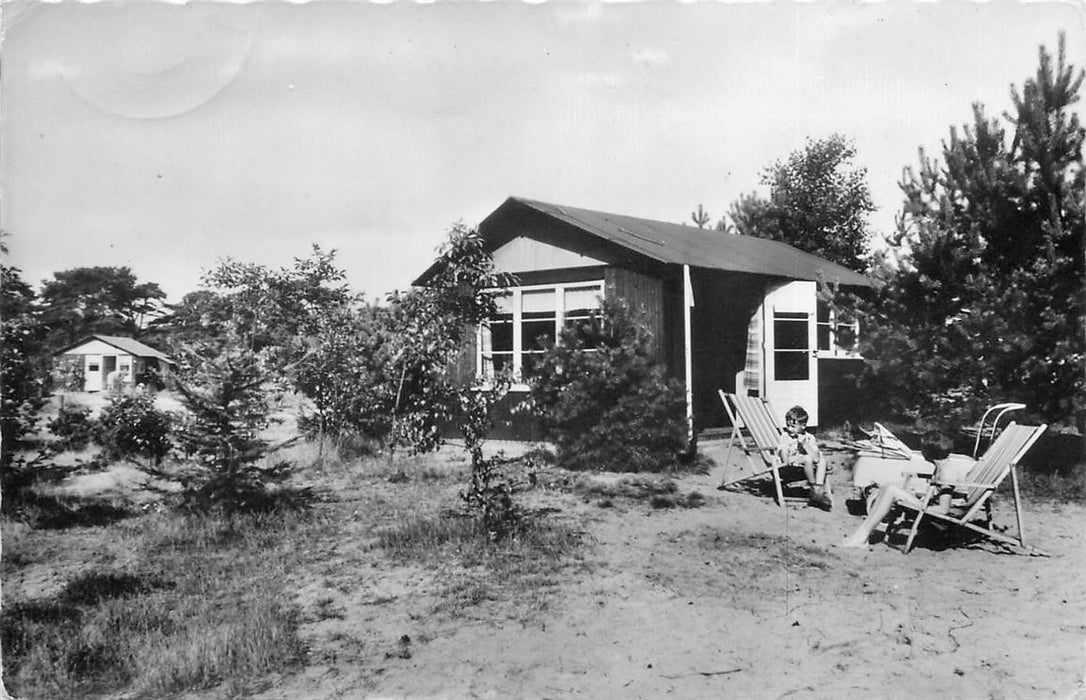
[414,196,873,440]
[55,335,174,392]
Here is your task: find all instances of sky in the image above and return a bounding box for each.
[3,1,1084,305]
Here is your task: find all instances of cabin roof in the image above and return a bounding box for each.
[55,335,174,364]
[415,196,873,288]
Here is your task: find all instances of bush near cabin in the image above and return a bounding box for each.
[529,301,688,473]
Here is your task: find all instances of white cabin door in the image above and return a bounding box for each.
[84,355,103,392]
[762,281,819,426]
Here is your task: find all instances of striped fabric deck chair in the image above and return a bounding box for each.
[717,391,808,507]
[892,422,1047,554]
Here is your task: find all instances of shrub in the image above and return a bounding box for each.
[171,334,294,514]
[51,356,85,394]
[528,300,688,472]
[98,395,173,465]
[47,404,98,451]
[455,380,519,540]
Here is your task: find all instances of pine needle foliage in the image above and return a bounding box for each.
[528,301,688,472]
[860,34,1084,428]
[169,332,286,514]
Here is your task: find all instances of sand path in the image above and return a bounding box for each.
[259,456,1085,700]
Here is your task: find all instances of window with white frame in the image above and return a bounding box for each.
[479,281,604,384]
[816,301,860,357]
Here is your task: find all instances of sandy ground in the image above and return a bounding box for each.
[7,429,1084,700]
[237,441,1086,700]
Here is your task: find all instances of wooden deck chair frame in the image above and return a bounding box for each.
[717,390,808,507]
[890,422,1047,555]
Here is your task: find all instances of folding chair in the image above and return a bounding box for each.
[889,422,1047,554]
[717,391,822,507]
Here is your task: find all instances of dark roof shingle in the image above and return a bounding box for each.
[510,197,872,287]
[57,335,174,363]
[415,196,873,288]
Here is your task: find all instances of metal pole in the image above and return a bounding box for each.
[683,265,695,445]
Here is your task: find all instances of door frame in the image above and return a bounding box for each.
[762,281,819,426]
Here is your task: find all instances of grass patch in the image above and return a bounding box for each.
[376,509,582,619]
[2,508,313,699]
[1,431,586,696]
[376,512,486,555]
[1018,463,1086,505]
[574,474,677,500]
[377,510,581,564]
[2,490,134,531]
[569,474,706,510]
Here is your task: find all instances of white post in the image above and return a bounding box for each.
[683,265,695,445]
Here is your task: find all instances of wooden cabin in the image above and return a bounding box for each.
[55,335,174,392]
[415,196,873,440]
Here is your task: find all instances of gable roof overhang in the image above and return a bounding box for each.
[55,335,175,364]
[414,196,873,289]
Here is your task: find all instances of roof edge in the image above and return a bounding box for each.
[54,334,175,362]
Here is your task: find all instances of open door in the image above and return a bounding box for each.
[762,281,819,426]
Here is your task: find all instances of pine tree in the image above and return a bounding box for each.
[170,329,283,513]
[0,265,46,464]
[690,204,712,228]
[862,34,1084,427]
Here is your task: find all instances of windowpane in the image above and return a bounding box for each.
[522,289,557,354]
[490,353,514,374]
[774,351,809,380]
[522,289,555,313]
[477,282,603,384]
[564,286,601,316]
[774,312,809,351]
[835,323,857,351]
[481,304,513,379]
[489,316,513,352]
[816,301,832,351]
[523,320,555,351]
[521,353,544,379]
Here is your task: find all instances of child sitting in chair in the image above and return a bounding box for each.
[779,405,832,511]
[842,430,968,547]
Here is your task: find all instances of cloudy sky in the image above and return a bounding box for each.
[3,1,1083,303]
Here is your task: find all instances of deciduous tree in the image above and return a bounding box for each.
[160,245,353,354]
[726,134,876,272]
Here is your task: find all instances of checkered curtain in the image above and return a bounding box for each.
[743,309,761,396]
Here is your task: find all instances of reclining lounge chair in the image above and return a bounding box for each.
[717,390,827,507]
[889,422,1047,554]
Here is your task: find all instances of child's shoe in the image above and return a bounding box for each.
[809,485,833,511]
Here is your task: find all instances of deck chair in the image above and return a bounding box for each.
[890,422,1047,554]
[717,391,825,507]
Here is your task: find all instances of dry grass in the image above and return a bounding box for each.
[1,433,584,698]
[564,473,707,510]
[371,472,585,622]
[2,510,312,698]
[1018,465,1086,505]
